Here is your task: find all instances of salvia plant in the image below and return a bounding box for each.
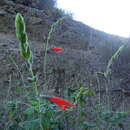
[0,13,129,130]
[43,16,65,80]
[104,44,125,78]
[14,13,75,130]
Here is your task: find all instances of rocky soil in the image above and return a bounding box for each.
[1,0,130,129]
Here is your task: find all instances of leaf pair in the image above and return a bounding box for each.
[15,13,33,64]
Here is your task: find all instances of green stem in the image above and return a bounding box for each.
[43,17,65,81]
[29,64,43,130]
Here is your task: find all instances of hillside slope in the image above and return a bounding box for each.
[1,0,130,115]
[1,0,130,129]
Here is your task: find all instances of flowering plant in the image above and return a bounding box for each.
[51,47,64,53]
[47,97,75,110]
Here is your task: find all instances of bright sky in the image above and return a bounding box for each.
[57,0,130,38]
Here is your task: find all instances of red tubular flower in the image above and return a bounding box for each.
[48,97,75,110]
[51,48,64,53]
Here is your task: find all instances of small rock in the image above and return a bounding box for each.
[0,10,7,16]
[1,43,8,47]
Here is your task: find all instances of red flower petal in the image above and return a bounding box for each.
[48,97,75,110]
[51,48,64,53]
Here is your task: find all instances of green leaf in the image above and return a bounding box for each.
[82,121,97,129]
[29,100,39,106]
[26,46,32,59]
[15,13,33,61]
[83,90,95,96]
[19,119,40,129]
[20,32,28,44]
[24,107,35,116]
[27,75,37,83]
[15,13,26,40]
[21,48,27,59]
